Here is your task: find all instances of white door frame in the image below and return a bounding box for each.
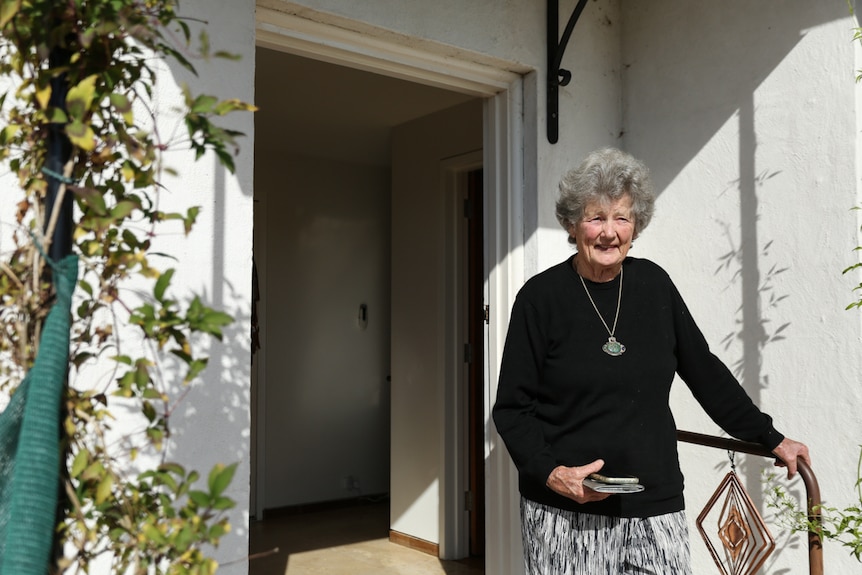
[254,5,527,571]
[483,79,531,574]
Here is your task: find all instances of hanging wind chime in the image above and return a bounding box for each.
[696,451,776,575]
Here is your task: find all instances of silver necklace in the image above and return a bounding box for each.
[578,266,626,356]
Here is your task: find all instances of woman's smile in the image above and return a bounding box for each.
[569,196,635,282]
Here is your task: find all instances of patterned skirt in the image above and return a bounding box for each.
[520,497,692,575]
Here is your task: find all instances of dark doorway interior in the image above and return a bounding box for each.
[467,169,485,557]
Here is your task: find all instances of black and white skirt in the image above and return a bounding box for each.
[520,497,692,575]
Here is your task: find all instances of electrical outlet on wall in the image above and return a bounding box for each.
[342,474,361,494]
[343,474,361,494]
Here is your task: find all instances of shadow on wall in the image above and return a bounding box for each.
[621,1,835,195]
[155,4,256,568]
[617,3,843,571]
[162,158,253,566]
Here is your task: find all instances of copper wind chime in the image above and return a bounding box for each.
[696,452,776,575]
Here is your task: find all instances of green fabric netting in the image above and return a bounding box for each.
[0,255,78,575]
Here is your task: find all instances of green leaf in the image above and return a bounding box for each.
[214,50,242,61]
[191,94,218,114]
[115,370,135,397]
[82,461,105,481]
[199,310,233,339]
[121,161,135,182]
[109,92,133,124]
[211,495,235,511]
[134,362,149,389]
[96,474,113,504]
[110,199,139,220]
[188,490,210,508]
[143,524,167,545]
[174,525,194,552]
[0,0,21,28]
[35,82,51,110]
[184,358,208,383]
[154,268,174,302]
[81,189,107,215]
[215,148,236,174]
[72,351,94,368]
[70,449,89,478]
[142,400,156,422]
[213,98,257,115]
[147,427,164,448]
[171,348,193,363]
[0,124,20,145]
[79,27,96,49]
[199,29,211,59]
[75,299,91,321]
[165,46,197,75]
[65,74,99,121]
[66,121,96,151]
[47,107,68,123]
[208,522,230,539]
[176,19,191,43]
[184,206,200,235]
[142,388,163,400]
[207,462,237,498]
[159,462,186,477]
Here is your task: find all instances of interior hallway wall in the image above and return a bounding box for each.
[255,151,392,509]
[390,99,483,545]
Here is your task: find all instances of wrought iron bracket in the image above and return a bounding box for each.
[547,0,589,144]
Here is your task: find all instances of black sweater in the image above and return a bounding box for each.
[492,256,784,518]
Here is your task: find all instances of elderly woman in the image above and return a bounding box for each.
[492,147,809,574]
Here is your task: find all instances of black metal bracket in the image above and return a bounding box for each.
[547,0,589,144]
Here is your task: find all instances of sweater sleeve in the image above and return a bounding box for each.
[671,282,785,450]
[492,294,559,486]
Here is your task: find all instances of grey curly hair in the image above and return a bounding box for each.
[555,147,655,245]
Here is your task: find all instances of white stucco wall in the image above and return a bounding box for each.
[622,2,862,573]
[123,1,256,572]
[263,0,543,69]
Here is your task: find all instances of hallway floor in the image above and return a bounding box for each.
[249,499,485,575]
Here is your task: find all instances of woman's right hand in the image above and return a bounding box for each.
[546,459,611,504]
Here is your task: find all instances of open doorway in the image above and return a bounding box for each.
[253,7,529,571]
[251,46,486,570]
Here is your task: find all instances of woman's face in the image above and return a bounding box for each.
[568,195,635,273]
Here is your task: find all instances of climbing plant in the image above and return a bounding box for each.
[765,448,862,563]
[0,0,254,573]
[847,2,862,309]
[844,202,862,309]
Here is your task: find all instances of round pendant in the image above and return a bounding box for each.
[602,337,626,357]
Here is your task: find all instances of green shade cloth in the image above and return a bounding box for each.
[0,255,78,575]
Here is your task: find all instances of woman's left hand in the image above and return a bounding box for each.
[771,437,811,479]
